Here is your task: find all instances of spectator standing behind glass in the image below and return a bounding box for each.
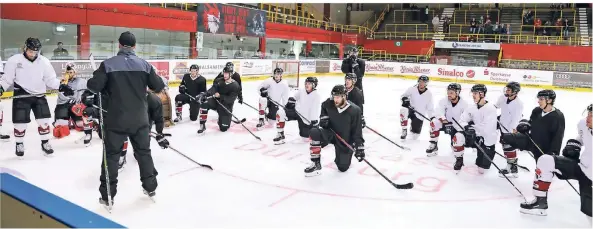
[424,6,429,23]
[563,19,570,39]
[477,16,484,34]
[234,48,243,58]
[53,42,69,57]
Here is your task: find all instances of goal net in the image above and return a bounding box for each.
[274,60,300,89]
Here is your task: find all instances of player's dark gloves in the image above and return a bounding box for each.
[562,139,582,162]
[155,133,171,149]
[319,116,329,129]
[464,125,477,147]
[59,84,74,96]
[238,94,243,104]
[260,87,268,97]
[401,97,411,108]
[354,144,365,162]
[286,97,296,109]
[443,122,454,134]
[516,119,530,134]
[179,85,187,94]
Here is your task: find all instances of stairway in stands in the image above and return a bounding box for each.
[432,8,455,40]
[578,8,590,46]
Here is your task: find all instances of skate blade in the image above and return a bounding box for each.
[43,153,54,158]
[305,171,321,177]
[426,152,438,157]
[499,173,518,178]
[0,138,10,142]
[520,208,547,216]
[274,140,285,145]
[454,170,462,175]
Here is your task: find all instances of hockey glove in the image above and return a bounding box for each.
[260,87,268,98]
[286,97,296,109]
[196,92,207,103]
[464,125,477,147]
[361,116,366,128]
[352,63,360,72]
[238,94,243,104]
[354,143,365,162]
[443,122,454,134]
[81,91,95,107]
[516,119,530,134]
[401,97,411,108]
[155,133,171,149]
[310,120,319,127]
[179,85,187,94]
[562,139,582,162]
[319,116,329,129]
[0,86,4,96]
[59,84,74,96]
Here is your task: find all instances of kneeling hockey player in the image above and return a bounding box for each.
[400,75,434,140]
[197,66,240,134]
[494,81,524,178]
[256,67,290,130]
[274,77,321,144]
[174,64,206,123]
[425,83,468,156]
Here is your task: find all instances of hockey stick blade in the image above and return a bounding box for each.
[232,118,247,124]
[393,182,414,189]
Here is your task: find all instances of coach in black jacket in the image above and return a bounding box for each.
[341,47,366,90]
[88,31,167,205]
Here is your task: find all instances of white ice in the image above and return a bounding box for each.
[0,76,591,228]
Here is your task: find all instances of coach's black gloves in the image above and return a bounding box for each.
[238,94,243,104]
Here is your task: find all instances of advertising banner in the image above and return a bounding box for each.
[315,60,330,74]
[553,72,592,88]
[148,61,170,80]
[169,59,230,80]
[299,60,316,74]
[197,3,266,37]
[435,41,501,50]
[329,60,343,73]
[241,59,273,76]
[51,61,99,80]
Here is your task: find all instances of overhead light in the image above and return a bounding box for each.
[55,25,66,32]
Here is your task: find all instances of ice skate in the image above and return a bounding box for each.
[304,160,322,177]
[197,123,206,135]
[520,196,548,216]
[15,142,25,157]
[256,118,266,130]
[0,134,9,141]
[143,189,156,202]
[499,161,519,178]
[400,129,407,140]
[174,116,182,123]
[99,197,114,211]
[273,132,285,145]
[426,141,438,157]
[453,156,464,174]
[41,140,54,156]
[118,156,127,171]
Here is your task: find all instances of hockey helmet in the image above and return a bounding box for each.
[471,84,487,94]
[505,81,521,97]
[331,84,347,97]
[25,38,42,51]
[305,77,318,89]
[588,104,592,112]
[223,66,233,73]
[225,62,234,71]
[447,83,461,93]
[190,64,199,71]
[418,75,430,82]
[537,90,556,100]
[65,62,76,71]
[273,67,284,75]
[345,73,357,82]
[349,47,359,54]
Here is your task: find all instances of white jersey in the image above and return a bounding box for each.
[576,119,592,180]
[495,95,524,133]
[259,77,290,105]
[0,54,60,94]
[57,77,87,105]
[434,96,469,124]
[293,89,321,125]
[458,102,498,146]
[401,86,434,118]
[0,56,4,74]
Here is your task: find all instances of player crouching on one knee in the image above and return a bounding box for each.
[257,67,289,130]
[274,77,321,145]
[196,66,241,134]
[174,64,206,123]
[53,64,94,143]
[426,83,468,157]
[518,104,591,218]
[305,85,365,177]
[452,84,498,174]
[400,75,434,140]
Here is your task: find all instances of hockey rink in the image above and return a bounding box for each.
[0,76,590,228]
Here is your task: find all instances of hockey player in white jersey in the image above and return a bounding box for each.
[274,77,321,145]
[426,83,468,156]
[494,81,524,178]
[256,67,290,130]
[0,55,8,140]
[400,75,434,140]
[0,38,74,157]
[520,104,592,218]
[452,84,498,173]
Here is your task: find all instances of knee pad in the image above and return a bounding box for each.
[258,97,268,108]
[337,163,350,172]
[309,127,322,141]
[537,154,556,173]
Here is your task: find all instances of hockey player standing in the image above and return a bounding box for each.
[215,62,243,104]
[400,75,434,140]
[174,64,206,123]
[87,31,166,206]
[345,73,365,128]
[256,67,290,130]
[0,56,8,140]
[341,47,365,91]
[453,84,498,173]
[274,77,321,145]
[197,66,241,134]
[0,38,74,156]
[305,85,365,177]
[426,83,468,156]
[494,81,524,178]
[520,104,591,218]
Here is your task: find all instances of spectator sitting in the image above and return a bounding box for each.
[534,18,542,35]
[478,16,485,33]
[563,18,571,39]
[234,48,244,58]
[555,18,563,36]
[53,42,69,57]
[493,21,501,34]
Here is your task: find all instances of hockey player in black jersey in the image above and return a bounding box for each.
[501,90,565,160]
[305,85,365,177]
[174,64,206,122]
[215,62,243,104]
[345,73,365,128]
[197,66,241,134]
[341,47,365,91]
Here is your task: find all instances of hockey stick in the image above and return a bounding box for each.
[213,98,261,141]
[407,106,431,122]
[451,118,528,202]
[149,132,213,170]
[266,96,311,123]
[184,93,246,124]
[365,125,411,151]
[525,134,581,196]
[329,128,414,190]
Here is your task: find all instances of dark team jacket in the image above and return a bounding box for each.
[179,73,207,96]
[346,86,364,114]
[215,72,243,100]
[341,58,366,81]
[147,92,164,134]
[528,107,565,155]
[87,49,165,133]
[207,77,240,109]
[321,98,364,147]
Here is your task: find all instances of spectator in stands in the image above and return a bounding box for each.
[432,15,440,32]
[563,18,571,39]
[424,6,430,23]
[534,18,542,35]
[470,18,477,33]
[477,16,485,34]
[234,48,244,58]
[280,49,287,58]
[268,50,274,59]
[493,21,501,34]
[443,16,451,33]
[543,20,552,36]
[253,49,263,59]
[555,18,563,36]
[53,42,69,57]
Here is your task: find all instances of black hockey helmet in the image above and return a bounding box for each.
[505,81,521,95]
[25,37,42,51]
[418,75,429,82]
[588,104,592,112]
[349,47,359,54]
[471,84,487,95]
[225,61,234,69]
[305,76,318,89]
[223,66,233,73]
[331,84,347,97]
[447,83,461,93]
[345,73,357,82]
[273,67,283,75]
[537,89,556,100]
[190,64,199,71]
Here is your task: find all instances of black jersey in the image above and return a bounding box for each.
[207,78,241,108]
[146,92,164,134]
[179,73,207,96]
[321,98,364,146]
[528,107,565,155]
[346,86,364,114]
[215,72,243,99]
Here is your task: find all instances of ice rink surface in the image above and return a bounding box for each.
[0,76,591,228]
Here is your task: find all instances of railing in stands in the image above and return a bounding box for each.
[451,9,501,25]
[384,24,430,34]
[371,32,592,46]
[370,4,391,32]
[499,59,591,72]
[521,8,577,29]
